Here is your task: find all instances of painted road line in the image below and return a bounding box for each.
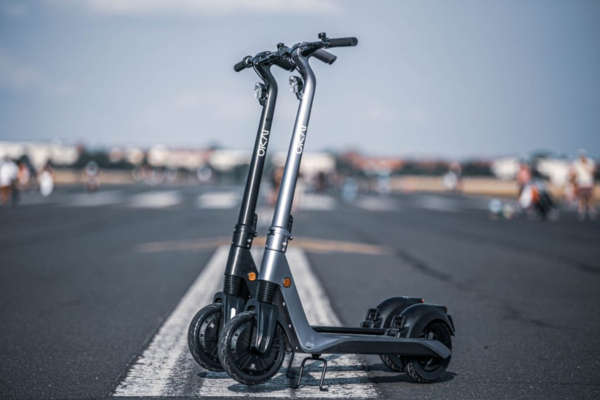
[414,194,460,212]
[62,190,123,207]
[300,194,337,211]
[129,190,182,208]
[115,246,379,398]
[114,246,227,397]
[135,236,389,256]
[197,191,239,209]
[355,196,398,212]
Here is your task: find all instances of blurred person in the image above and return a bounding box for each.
[196,165,213,184]
[268,166,284,206]
[565,167,579,209]
[82,161,100,192]
[443,162,463,192]
[488,198,503,220]
[292,171,305,212]
[519,179,557,221]
[165,166,179,184]
[377,171,391,195]
[17,162,31,191]
[0,156,19,207]
[516,161,532,195]
[341,176,358,203]
[314,171,328,193]
[39,164,55,197]
[572,150,596,220]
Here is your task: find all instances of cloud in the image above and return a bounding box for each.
[0,2,28,17]
[403,106,427,123]
[48,0,342,17]
[0,50,72,96]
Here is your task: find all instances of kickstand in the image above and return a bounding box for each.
[285,351,295,378]
[290,354,328,391]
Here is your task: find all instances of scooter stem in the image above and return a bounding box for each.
[266,49,315,253]
[233,64,278,248]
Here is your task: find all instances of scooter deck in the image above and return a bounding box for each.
[306,326,450,358]
[312,326,387,336]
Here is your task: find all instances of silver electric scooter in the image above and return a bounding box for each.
[218,33,455,390]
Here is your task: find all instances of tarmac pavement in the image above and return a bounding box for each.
[1,184,599,399]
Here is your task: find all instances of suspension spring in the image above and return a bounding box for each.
[223,275,243,296]
[256,280,278,304]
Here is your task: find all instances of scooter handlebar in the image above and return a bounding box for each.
[328,37,358,48]
[312,49,337,65]
[233,56,251,72]
[272,56,296,71]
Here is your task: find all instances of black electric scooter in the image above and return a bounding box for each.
[187,46,295,371]
[218,33,455,389]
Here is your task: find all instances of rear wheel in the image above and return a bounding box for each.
[380,354,404,372]
[188,303,223,372]
[404,322,452,383]
[218,311,285,385]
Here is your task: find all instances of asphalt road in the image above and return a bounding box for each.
[1,184,599,399]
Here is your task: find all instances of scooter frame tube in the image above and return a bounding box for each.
[213,58,280,324]
[251,46,451,360]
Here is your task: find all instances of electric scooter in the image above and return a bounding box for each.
[187,46,295,371]
[218,33,455,389]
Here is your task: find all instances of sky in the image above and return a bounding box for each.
[1,0,599,159]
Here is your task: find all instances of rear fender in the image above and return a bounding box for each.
[399,303,455,338]
[361,297,423,329]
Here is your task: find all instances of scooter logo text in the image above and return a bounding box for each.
[295,126,307,154]
[258,130,269,157]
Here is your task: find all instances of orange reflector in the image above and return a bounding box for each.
[248,272,257,281]
[283,277,292,288]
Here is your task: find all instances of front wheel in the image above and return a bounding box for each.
[188,303,223,371]
[404,321,452,383]
[218,311,285,385]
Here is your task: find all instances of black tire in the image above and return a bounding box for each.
[218,311,285,385]
[188,303,223,372]
[379,354,404,372]
[404,322,452,383]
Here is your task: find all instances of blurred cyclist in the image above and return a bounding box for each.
[572,150,596,220]
[83,161,100,192]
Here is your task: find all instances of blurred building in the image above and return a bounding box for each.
[0,140,79,169]
[272,151,336,180]
[491,157,520,180]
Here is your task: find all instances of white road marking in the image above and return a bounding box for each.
[355,196,398,212]
[129,190,182,208]
[114,246,379,398]
[62,190,123,207]
[17,193,57,206]
[114,246,227,397]
[197,191,239,209]
[300,194,337,211]
[414,194,460,212]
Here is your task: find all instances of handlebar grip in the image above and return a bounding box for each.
[313,49,337,65]
[328,37,358,48]
[234,56,251,72]
[273,57,296,71]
